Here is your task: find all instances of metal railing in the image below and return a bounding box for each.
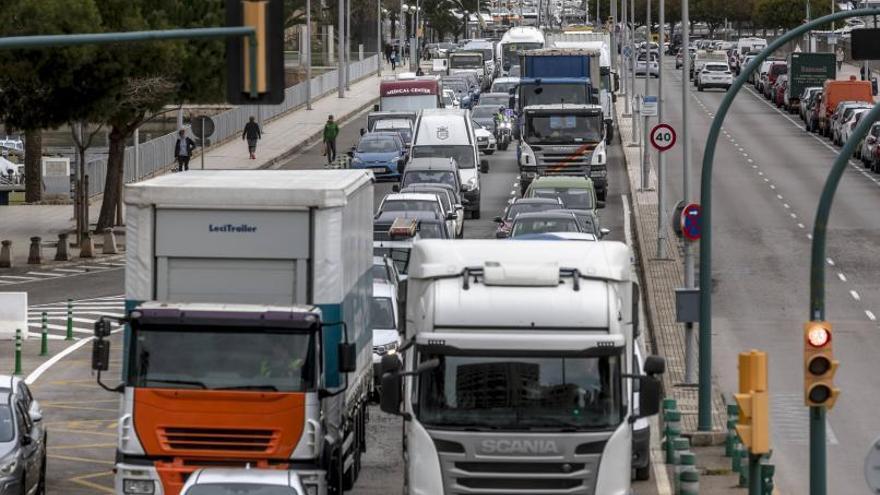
[86,54,379,196]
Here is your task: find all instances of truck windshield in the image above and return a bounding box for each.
[520,83,589,107]
[502,42,543,66]
[451,55,483,68]
[418,353,622,430]
[371,297,396,329]
[526,114,602,143]
[129,325,316,392]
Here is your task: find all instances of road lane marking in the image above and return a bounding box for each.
[867,310,877,321]
[798,223,805,229]
[837,273,847,282]
[622,194,633,247]
[826,258,835,266]
[851,290,861,301]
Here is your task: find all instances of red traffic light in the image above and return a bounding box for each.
[806,326,831,348]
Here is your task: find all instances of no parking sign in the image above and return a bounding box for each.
[681,203,702,242]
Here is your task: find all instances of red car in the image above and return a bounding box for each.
[774,77,788,108]
[493,197,563,238]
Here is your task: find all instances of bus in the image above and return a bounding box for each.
[497,26,545,75]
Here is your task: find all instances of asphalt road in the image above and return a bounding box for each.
[10,97,644,494]
[644,59,880,494]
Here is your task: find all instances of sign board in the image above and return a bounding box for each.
[650,123,677,152]
[191,116,215,139]
[852,28,880,60]
[681,203,702,241]
[41,157,71,197]
[642,95,658,116]
[867,435,880,491]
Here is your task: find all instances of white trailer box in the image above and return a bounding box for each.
[124,169,374,392]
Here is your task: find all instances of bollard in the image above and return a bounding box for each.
[79,232,94,259]
[664,423,681,464]
[662,397,678,411]
[27,236,42,265]
[671,438,691,495]
[725,417,738,457]
[664,409,682,463]
[732,438,744,473]
[102,228,118,254]
[727,402,739,419]
[13,329,21,375]
[737,446,749,487]
[55,233,71,261]
[676,452,697,495]
[680,468,700,495]
[40,312,48,356]
[760,462,775,495]
[0,240,12,268]
[66,299,74,341]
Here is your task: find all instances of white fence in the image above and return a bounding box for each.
[86,55,379,196]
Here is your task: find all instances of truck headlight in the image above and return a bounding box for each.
[123,479,155,494]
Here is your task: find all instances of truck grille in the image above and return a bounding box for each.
[159,427,279,453]
[445,459,597,494]
[533,144,595,176]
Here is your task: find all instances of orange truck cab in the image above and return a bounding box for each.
[98,170,376,495]
[819,76,873,136]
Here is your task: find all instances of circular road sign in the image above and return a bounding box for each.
[866,435,880,491]
[191,116,215,139]
[650,123,676,152]
[681,203,702,242]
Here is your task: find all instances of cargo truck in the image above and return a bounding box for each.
[516,48,602,109]
[784,52,836,113]
[550,38,618,142]
[379,240,666,495]
[92,170,375,495]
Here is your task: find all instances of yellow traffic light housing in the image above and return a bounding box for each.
[734,350,770,455]
[803,321,840,409]
[226,0,284,104]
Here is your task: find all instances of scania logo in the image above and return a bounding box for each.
[479,439,560,455]
[436,126,450,140]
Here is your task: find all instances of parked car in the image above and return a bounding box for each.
[800,87,823,121]
[180,468,306,495]
[400,184,465,238]
[773,75,788,107]
[859,122,880,167]
[806,91,824,133]
[696,62,733,91]
[348,131,408,181]
[509,210,583,238]
[493,197,564,238]
[0,376,47,495]
[763,61,788,99]
[833,103,872,146]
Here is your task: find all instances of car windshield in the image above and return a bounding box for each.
[417,221,448,239]
[705,64,728,72]
[520,83,589,106]
[472,106,499,118]
[358,136,399,153]
[403,170,458,188]
[0,406,12,442]
[637,53,657,62]
[371,297,396,329]
[505,201,560,220]
[512,216,580,236]
[450,54,483,68]
[530,187,595,210]
[491,81,518,93]
[412,145,475,168]
[408,189,451,211]
[526,114,602,143]
[381,199,440,213]
[186,485,298,495]
[129,325,316,392]
[417,353,623,430]
[479,95,508,108]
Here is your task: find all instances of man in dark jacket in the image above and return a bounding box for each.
[323,115,340,165]
[173,129,197,172]
[242,116,262,159]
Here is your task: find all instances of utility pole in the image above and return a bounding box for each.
[610,0,617,69]
[376,1,382,77]
[629,0,637,143]
[345,0,351,90]
[622,0,630,115]
[306,0,313,109]
[657,0,667,258]
[682,0,698,390]
[641,0,651,189]
[338,0,346,97]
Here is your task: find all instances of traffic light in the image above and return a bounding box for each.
[226,0,285,104]
[734,350,769,455]
[803,321,840,409]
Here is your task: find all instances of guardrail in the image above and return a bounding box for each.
[86,54,379,196]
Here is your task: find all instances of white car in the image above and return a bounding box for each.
[378,192,457,241]
[635,51,659,78]
[472,120,497,155]
[696,62,733,91]
[371,280,400,391]
[181,468,307,495]
[442,88,460,108]
[839,107,871,147]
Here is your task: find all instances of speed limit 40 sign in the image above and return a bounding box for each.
[650,123,677,152]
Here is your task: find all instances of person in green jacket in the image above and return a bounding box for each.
[323,115,340,165]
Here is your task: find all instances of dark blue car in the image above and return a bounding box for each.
[349,132,408,181]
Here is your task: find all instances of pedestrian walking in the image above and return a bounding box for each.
[323,115,340,165]
[384,43,393,64]
[173,129,196,172]
[242,116,261,159]
[836,47,844,72]
[390,49,397,71]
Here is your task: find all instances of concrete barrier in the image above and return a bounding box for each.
[27,236,42,265]
[102,228,117,255]
[79,232,94,258]
[0,292,28,340]
[54,233,70,261]
[0,240,11,268]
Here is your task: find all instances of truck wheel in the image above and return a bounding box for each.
[634,463,651,481]
[697,83,703,92]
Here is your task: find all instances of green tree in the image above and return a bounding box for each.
[0,0,106,202]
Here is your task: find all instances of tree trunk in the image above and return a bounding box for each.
[23,129,41,203]
[96,125,126,231]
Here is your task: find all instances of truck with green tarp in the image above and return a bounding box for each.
[784,52,836,112]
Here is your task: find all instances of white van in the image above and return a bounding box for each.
[411,108,488,219]
[736,37,767,55]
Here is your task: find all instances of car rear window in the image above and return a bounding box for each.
[186,485,298,495]
[704,64,729,72]
[0,406,12,442]
[771,64,787,76]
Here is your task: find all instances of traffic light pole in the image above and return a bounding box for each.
[749,454,761,495]
[696,8,878,435]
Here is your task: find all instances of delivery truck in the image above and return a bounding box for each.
[784,52,836,113]
[379,240,666,495]
[93,170,375,495]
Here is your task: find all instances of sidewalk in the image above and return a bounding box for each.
[614,97,728,440]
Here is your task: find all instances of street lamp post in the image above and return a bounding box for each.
[306,0,312,109]
[400,1,406,66]
[345,0,351,90]
[338,0,345,97]
[377,4,382,76]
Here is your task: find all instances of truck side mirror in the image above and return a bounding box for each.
[644,355,666,376]
[338,343,357,373]
[91,340,111,372]
[637,375,662,417]
[380,372,403,415]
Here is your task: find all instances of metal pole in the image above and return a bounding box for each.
[200,126,205,170]
[133,127,140,180]
[345,0,351,90]
[377,2,382,77]
[749,454,761,495]
[610,0,617,69]
[622,0,630,114]
[641,0,651,187]
[657,0,667,258]
[630,0,637,142]
[682,0,698,388]
[399,0,405,65]
[697,9,877,435]
[338,0,346,97]
[307,0,313,109]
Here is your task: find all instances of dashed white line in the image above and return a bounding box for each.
[826,258,835,266]
[770,184,776,189]
[851,290,861,301]
[798,223,806,229]
[838,272,847,282]
[784,203,791,209]
[866,310,876,321]
[790,213,797,219]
